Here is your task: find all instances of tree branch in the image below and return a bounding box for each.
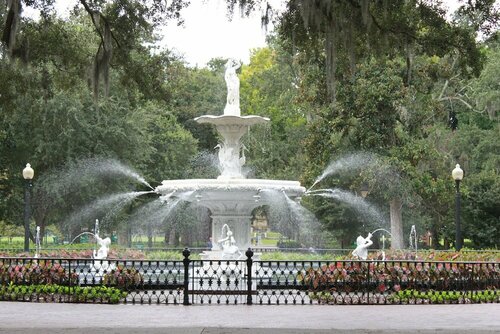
[79,0,121,50]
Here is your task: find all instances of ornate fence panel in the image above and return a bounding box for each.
[189,259,247,304]
[0,251,499,305]
[0,257,185,304]
[253,259,500,305]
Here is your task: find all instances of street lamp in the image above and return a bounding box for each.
[22,163,34,252]
[452,164,464,251]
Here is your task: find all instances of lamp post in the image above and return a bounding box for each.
[452,164,464,251]
[22,163,34,252]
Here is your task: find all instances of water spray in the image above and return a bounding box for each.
[93,219,99,258]
[34,226,41,259]
[409,225,417,259]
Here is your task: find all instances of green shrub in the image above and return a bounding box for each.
[388,289,500,304]
[277,240,302,249]
[0,282,128,304]
[145,250,184,260]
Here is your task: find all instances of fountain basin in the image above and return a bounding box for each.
[194,115,269,126]
[156,179,305,250]
[156,178,304,194]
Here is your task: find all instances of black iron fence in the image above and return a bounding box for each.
[0,248,498,305]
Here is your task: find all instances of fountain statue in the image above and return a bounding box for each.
[155,57,305,252]
[217,224,242,260]
[94,233,111,260]
[91,232,113,275]
[224,59,241,116]
[352,233,373,260]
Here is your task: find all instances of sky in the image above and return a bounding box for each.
[160,0,284,67]
[25,0,462,67]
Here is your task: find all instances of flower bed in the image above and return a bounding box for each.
[299,260,499,304]
[0,260,78,285]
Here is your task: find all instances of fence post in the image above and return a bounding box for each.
[246,248,254,305]
[182,248,191,305]
[68,259,72,302]
[366,260,370,305]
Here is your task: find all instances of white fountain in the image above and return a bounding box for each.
[91,219,113,275]
[34,226,41,259]
[155,59,305,255]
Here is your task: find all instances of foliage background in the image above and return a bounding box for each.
[0,0,498,249]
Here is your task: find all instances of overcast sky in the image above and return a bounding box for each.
[159,0,284,66]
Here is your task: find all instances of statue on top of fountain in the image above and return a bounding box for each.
[224,59,241,116]
[218,225,242,259]
[352,232,373,260]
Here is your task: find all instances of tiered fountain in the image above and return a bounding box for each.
[155,59,305,258]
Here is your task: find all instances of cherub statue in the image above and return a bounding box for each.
[352,233,373,260]
[218,228,241,258]
[94,233,111,260]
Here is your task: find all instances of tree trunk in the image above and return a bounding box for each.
[390,198,404,249]
[168,229,177,246]
[127,222,132,248]
[147,225,153,248]
[431,224,440,249]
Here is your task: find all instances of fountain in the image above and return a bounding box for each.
[68,219,113,274]
[155,59,305,253]
[409,224,418,258]
[44,60,394,257]
[34,226,41,259]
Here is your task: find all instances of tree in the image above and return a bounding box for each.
[164,60,224,152]
[269,0,498,249]
[240,45,308,180]
[1,0,189,100]
[276,0,493,102]
[0,11,198,243]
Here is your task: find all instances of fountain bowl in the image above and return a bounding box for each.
[155,178,305,251]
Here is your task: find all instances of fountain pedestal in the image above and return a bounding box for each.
[195,115,269,179]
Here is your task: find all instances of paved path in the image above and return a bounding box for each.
[0,302,499,333]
